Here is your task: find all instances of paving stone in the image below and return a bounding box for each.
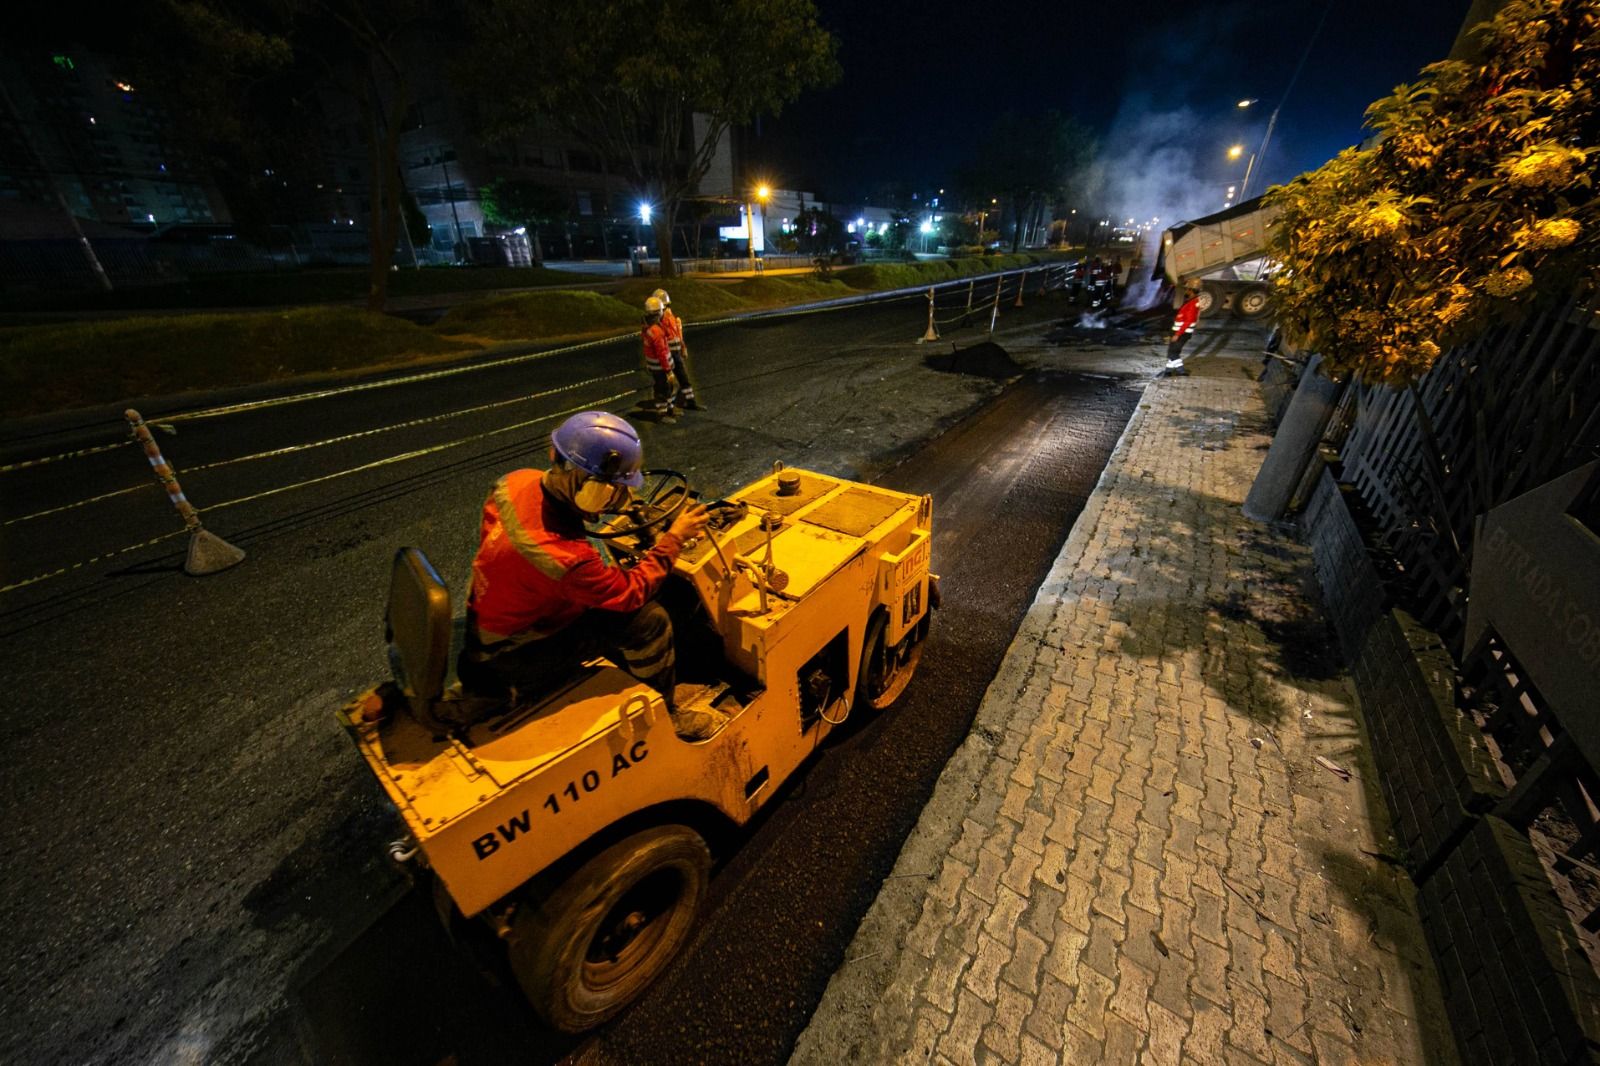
[1145,998,1189,1066]
[1107,955,1155,1029]
[938,989,995,1066]
[999,927,1046,997]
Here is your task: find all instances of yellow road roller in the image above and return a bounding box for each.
[339,464,936,1031]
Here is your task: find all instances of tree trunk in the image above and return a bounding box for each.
[653,212,676,279]
[362,82,408,312]
[363,100,390,312]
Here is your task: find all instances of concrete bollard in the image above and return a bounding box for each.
[125,408,246,576]
[918,286,940,343]
[1241,357,1346,523]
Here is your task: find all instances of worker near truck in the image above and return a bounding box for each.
[456,411,722,739]
[652,288,704,412]
[642,297,679,423]
[1164,285,1201,376]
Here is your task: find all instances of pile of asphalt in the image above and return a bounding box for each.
[923,341,1026,380]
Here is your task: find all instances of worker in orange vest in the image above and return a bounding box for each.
[456,411,722,738]
[1165,285,1201,376]
[652,288,704,412]
[642,296,680,422]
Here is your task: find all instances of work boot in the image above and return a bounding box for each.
[660,409,678,424]
[684,398,707,412]
[669,706,727,740]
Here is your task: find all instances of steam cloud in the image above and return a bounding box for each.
[1079,94,1261,311]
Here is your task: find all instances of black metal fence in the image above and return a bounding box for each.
[1337,294,1600,652]
[1321,293,1600,1029]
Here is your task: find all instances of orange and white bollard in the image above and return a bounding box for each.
[125,408,245,576]
[1013,269,1027,308]
[987,275,1003,337]
[918,286,940,343]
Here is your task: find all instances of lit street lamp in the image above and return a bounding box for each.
[1227,144,1257,200]
[747,184,771,271]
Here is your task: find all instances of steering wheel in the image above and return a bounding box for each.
[589,470,692,556]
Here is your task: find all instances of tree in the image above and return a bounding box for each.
[790,205,844,255]
[150,0,442,310]
[480,179,570,262]
[961,112,1094,252]
[462,0,838,278]
[1266,0,1598,385]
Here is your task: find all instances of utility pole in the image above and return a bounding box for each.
[440,155,464,261]
[0,80,112,291]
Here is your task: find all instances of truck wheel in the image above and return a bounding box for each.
[1236,284,1274,319]
[506,825,710,1032]
[855,609,924,712]
[1193,286,1218,317]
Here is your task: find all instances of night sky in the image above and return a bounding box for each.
[754,0,1470,215]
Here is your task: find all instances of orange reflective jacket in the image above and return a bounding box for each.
[662,309,685,350]
[467,469,683,643]
[642,321,673,371]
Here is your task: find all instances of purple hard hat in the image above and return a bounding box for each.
[551,411,645,488]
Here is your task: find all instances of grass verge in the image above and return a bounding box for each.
[434,289,642,341]
[1,265,610,314]
[1,307,478,418]
[8,252,1077,418]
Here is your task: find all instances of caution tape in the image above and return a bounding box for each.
[0,528,188,595]
[2,267,1049,472]
[164,334,636,424]
[0,438,132,474]
[202,389,638,514]
[0,390,639,596]
[2,371,635,528]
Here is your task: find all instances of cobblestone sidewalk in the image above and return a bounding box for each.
[792,349,1458,1065]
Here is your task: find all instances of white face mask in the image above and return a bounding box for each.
[574,478,628,515]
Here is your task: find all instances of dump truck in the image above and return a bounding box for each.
[339,463,936,1031]
[1157,194,1281,318]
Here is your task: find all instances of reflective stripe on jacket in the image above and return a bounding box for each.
[662,309,685,350]
[1172,297,1200,335]
[642,321,673,371]
[468,469,683,643]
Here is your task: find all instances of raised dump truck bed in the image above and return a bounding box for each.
[1158,194,1282,318]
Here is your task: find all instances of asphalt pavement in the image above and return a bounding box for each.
[0,281,1159,1065]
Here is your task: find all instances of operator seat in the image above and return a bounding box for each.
[385,547,502,732]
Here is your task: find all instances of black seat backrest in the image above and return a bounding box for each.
[386,547,452,705]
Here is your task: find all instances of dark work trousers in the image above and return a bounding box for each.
[668,345,698,406]
[459,602,676,706]
[1166,332,1192,369]
[649,367,676,418]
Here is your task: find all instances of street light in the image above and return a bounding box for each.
[1237,98,1258,108]
[747,183,771,271]
[1227,144,1245,161]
